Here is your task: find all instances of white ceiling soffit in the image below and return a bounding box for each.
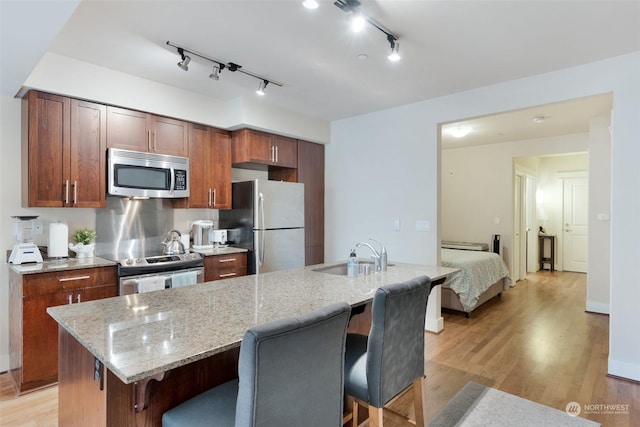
[441,93,613,149]
[37,0,640,122]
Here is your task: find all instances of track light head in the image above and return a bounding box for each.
[256,80,269,96]
[302,0,319,9]
[177,48,191,71]
[350,11,366,32]
[388,37,401,62]
[209,65,221,80]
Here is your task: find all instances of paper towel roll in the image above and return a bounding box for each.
[48,222,69,258]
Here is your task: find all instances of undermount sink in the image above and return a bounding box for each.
[312,261,394,276]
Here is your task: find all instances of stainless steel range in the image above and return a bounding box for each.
[96,197,204,295]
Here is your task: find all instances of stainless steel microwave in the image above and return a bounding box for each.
[108,148,189,198]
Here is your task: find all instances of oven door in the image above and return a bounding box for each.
[119,267,204,295]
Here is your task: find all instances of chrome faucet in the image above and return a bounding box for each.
[369,238,388,271]
[356,241,382,272]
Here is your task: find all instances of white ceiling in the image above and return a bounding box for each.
[2,1,639,140]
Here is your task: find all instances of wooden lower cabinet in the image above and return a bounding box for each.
[204,253,247,282]
[9,266,117,394]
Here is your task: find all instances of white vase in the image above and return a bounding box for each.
[68,242,95,259]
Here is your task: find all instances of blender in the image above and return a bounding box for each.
[9,216,44,264]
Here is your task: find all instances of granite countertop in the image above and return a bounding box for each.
[190,246,248,257]
[8,256,116,275]
[47,262,457,385]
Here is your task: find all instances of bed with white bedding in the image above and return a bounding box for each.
[440,248,512,316]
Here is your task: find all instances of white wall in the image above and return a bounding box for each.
[587,114,612,314]
[327,51,640,381]
[441,134,588,273]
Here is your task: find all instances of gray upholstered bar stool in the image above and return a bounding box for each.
[162,302,351,427]
[343,276,431,427]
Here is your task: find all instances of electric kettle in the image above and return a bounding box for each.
[162,230,186,255]
[191,220,214,249]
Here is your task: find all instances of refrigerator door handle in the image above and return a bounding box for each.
[259,192,266,266]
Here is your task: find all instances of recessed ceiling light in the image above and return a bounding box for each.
[302,0,319,9]
[448,126,472,138]
[356,53,368,61]
[532,115,546,124]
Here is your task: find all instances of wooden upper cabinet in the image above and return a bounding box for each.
[152,115,189,157]
[70,99,106,208]
[271,135,297,168]
[232,129,297,168]
[23,91,106,208]
[106,106,188,157]
[210,128,232,209]
[175,124,231,209]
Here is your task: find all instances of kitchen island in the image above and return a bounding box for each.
[47,261,456,426]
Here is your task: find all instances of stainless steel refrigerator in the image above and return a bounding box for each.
[219,179,305,274]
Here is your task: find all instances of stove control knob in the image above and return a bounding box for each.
[124,259,133,265]
[136,258,143,264]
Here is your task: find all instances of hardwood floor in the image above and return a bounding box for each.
[1,271,638,426]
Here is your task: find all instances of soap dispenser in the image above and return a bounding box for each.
[347,249,358,278]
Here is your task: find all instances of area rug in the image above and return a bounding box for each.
[430,381,601,427]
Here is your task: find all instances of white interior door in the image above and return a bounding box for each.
[526,176,537,273]
[563,178,588,273]
[513,174,523,281]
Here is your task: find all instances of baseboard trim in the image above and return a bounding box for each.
[586,301,610,314]
[426,316,444,334]
[0,354,9,373]
[608,358,640,382]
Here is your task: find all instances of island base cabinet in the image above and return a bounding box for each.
[57,328,240,427]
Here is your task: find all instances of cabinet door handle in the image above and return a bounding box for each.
[270,145,275,163]
[212,189,216,207]
[64,180,69,204]
[73,180,78,205]
[59,275,91,282]
[147,129,152,151]
[208,188,212,207]
[219,258,237,263]
[77,294,81,303]
[153,131,157,151]
[219,272,237,278]
[68,294,73,304]
[275,145,278,163]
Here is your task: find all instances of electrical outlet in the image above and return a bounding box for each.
[416,220,430,232]
[32,220,44,235]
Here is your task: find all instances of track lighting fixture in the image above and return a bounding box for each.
[177,48,191,71]
[334,0,401,61]
[167,41,283,95]
[209,64,222,81]
[387,36,400,62]
[256,80,268,96]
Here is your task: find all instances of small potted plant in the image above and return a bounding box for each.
[69,228,97,258]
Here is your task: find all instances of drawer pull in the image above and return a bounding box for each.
[59,275,91,282]
[67,294,73,304]
[218,258,236,263]
[219,273,237,278]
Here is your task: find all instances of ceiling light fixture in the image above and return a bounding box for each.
[302,0,319,9]
[209,64,223,81]
[387,36,400,62]
[532,115,546,124]
[167,41,283,94]
[334,0,401,61]
[256,80,268,96]
[177,48,191,71]
[448,126,472,138]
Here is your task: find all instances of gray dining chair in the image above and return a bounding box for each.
[162,301,351,427]
[343,276,431,427]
